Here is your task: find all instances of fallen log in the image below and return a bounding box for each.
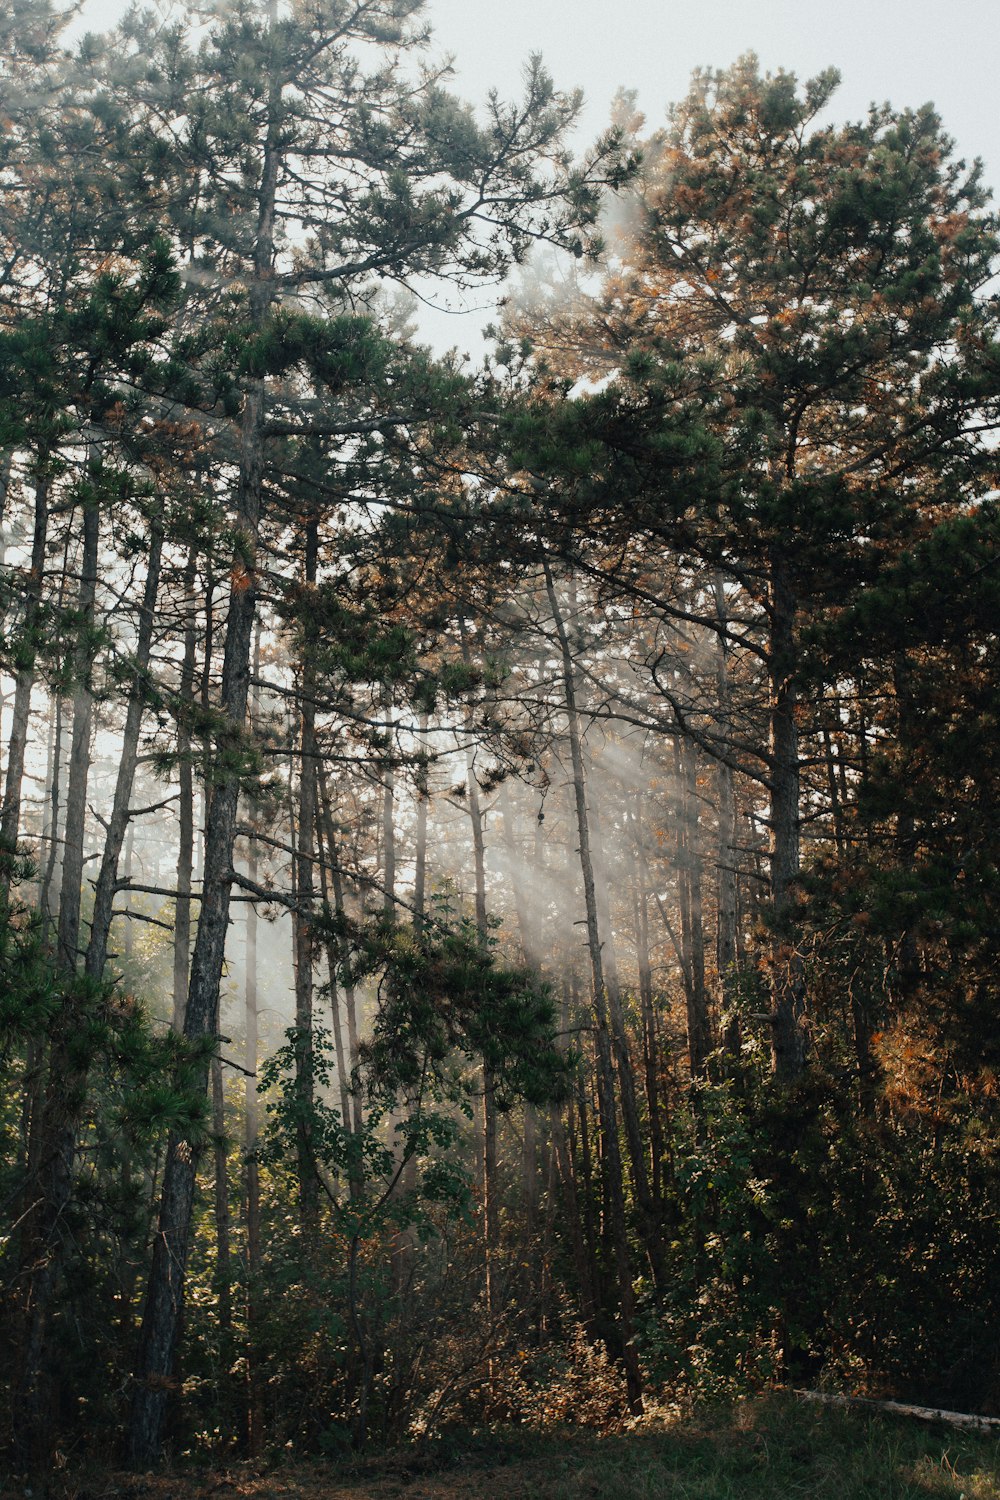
[794,1388,1000,1433]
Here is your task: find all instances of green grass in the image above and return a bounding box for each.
[18,1395,1000,1499]
[369,1396,1000,1499]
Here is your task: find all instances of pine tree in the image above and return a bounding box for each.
[105,0,627,1461]
[507,55,1000,1081]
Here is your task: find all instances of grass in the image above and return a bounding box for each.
[13,1395,1000,1500]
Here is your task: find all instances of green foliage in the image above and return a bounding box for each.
[341,900,572,1113]
[0,874,206,1458]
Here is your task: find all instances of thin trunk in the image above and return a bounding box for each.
[40,526,75,929]
[412,709,429,929]
[122,824,135,965]
[212,1055,232,1332]
[675,737,710,1078]
[318,769,363,1135]
[498,783,539,1230]
[768,556,806,1081]
[395,712,429,1265]
[630,807,664,1213]
[552,1105,597,1326]
[39,695,64,926]
[128,72,280,1461]
[57,497,99,971]
[244,620,262,1454]
[570,1053,601,1312]
[1,467,51,879]
[822,728,847,857]
[39,695,57,860]
[470,784,498,1320]
[173,545,199,1031]
[293,516,319,1227]
[316,805,353,1150]
[587,780,661,1261]
[18,491,101,1465]
[314,772,361,1201]
[86,513,164,979]
[499,779,538,969]
[542,554,642,1411]
[714,574,740,1057]
[893,656,920,995]
[381,714,396,919]
[0,451,9,734]
[19,498,103,1454]
[459,620,498,1336]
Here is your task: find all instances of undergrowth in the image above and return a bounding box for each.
[9,1395,998,1500]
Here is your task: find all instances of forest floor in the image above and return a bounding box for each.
[11,1397,1000,1500]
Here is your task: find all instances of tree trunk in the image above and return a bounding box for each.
[0,450,8,758]
[459,620,499,1340]
[629,803,664,1213]
[211,1054,233,1333]
[499,779,539,969]
[86,511,164,979]
[381,713,396,918]
[543,553,642,1411]
[19,510,164,1463]
[317,814,353,1145]
[39,694,64,927]
[293,515,319,1227]
[412,709,429,929]
[767,556,806,1081]
[244,620,263,1454]
[38,694,57,872]
[128,80,280,1460]
[587,776,662,1267]
[1,466,51,880]
[17,495,104,1458]
[173,544,199,1031]
[318,770,363,1135]
[675,736,711,1078]
[498,782,539,1231]
[713,575,741,1057]
[56,496,99,971]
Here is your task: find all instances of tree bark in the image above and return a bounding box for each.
[244,621,263,1454]
[458,619,499,1340]
[173,544,199,1031]
[211,1053,233,1333]
[1,466,51,881]
[318,770,363,1135]
[675,736,711,1078]
[629,802,664,1213]
[543,553,642,1411]
[498,782,539,1228]
[293,514,319,1227]
[412,709,429,929]
[767,556,806,1081]
[381,712,396,919]
[316,803,354,1154]
[587,776,662,1258]
[713,575,741,1057]
[56,496,99,971]
[128,72,280,1461]
[86,511,164,979]
[39,694,64,927]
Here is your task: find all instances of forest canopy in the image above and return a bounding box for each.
[1,1,999,1474]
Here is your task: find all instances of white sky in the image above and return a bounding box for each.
[432,0,1000,184]
[72,0,1000,350]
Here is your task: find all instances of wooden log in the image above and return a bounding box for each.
[794,1388,1000,1433]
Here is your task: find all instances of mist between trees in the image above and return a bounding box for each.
[2,0,1000,1476]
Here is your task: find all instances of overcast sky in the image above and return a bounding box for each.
[433,0,1000,181]
[73,0,1000,349]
